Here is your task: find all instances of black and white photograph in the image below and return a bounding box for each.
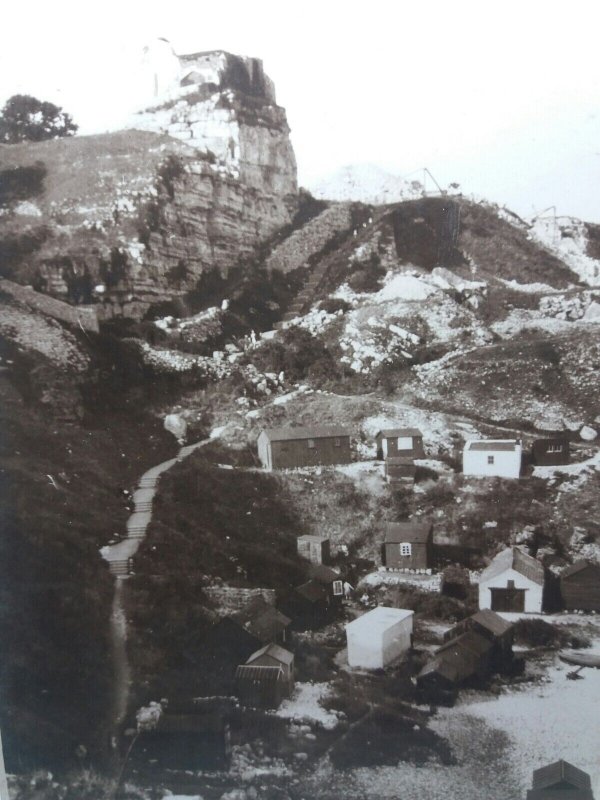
[1,2,600,798]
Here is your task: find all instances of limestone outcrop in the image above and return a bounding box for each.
[0,48,298,319]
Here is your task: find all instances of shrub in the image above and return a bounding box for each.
[0,162,47,206]
[513,618,590,649]
[319,296,351,314]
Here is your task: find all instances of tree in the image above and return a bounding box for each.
[0,94,78,143]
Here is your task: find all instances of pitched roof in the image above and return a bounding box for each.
[308,563,341,583]
[296,579,328,603]
[532,760,592,791]
[561,560,600,580]
[235,664,284,683]
[466,439,520,452]
[260,426,351,442]
[378,428,423,438]
[385,521,433,544]
[246,642,294,666]
[471,609,514,637]
[480,547,545,586]
[231,598,291,642]
[438,630,493,659]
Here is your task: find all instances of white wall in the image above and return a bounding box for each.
[463,445,522,479]
[257,432,271,470]
[478,567,543,613]
[347,614,413,668]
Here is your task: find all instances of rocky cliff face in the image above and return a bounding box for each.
[0,49,297,319]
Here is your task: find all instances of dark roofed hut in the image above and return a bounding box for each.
[444,609,515,671]
[376,428,425,460]
[532,437,570,466]
[417,630,494,705]
[560,560,600,612]
[527,760,595,800]
[383,521,433,570]
[257,426,352,470]
[236,643,295,708]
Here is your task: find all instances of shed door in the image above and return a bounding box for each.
[490,587,525,612]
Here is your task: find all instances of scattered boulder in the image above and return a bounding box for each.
[164,413,187,443]
[580,425,598,441]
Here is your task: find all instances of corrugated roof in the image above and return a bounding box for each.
[378,428,423,438]
[261,426,351,442]
[471,609,514,637]
[480,547,545,586]
[466,439,520,452]
[235,664,284,682]
[532,760,592,791]
[385,521,433,544]
[246,643,294,666]
[561,560,600,580]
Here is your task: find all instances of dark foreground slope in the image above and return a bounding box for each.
[0,299,176,771]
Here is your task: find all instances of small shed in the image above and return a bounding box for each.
[532,437,570,466]
[384,457,417,486]
[345,606,414,669]
[478,547,545,613]
[463,439,522,479]
[445,609,515,670]
[297,534,331,565]
[136,710,231,770]
[417,629,494,703]
[257,426,352,470]
[246,642,295,687]
[560,560,600,611]
[376,428,425,460]
[231,597,292,646]
[235,665,287,709]
[383,521,433,570]
[308,563,344,602]
[527,760,595,800]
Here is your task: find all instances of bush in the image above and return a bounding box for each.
[0,162,47,206]
[319,296,351,314]
[513,618,591,649]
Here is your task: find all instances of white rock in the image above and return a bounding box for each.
[583,301,600,321]
[580,425,598,441]
[164,413,187,441]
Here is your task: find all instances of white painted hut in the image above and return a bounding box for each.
[345,606,413,669]
[463,439,522,479]
[478,547,545,613]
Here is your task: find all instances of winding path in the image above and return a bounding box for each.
[100,436,211,727]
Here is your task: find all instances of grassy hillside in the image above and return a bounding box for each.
[125,453,309,701]
[0,303,176,771]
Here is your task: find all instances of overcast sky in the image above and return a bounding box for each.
[2,0,600,219]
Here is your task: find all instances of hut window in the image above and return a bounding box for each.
[333,580,343,596]
[487,455,495,464]
[400,542,412,556]
[307,439,315,449]
[547,443,562,453]
[334,438,341,447]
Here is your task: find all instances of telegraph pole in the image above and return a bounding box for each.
[0,727,9,800]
